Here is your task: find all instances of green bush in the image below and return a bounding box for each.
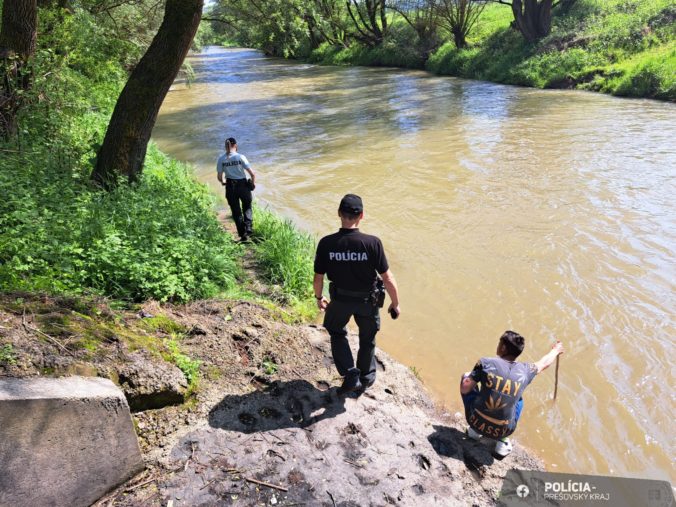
[601,43,676,99]
[0,145,242,302]
[251,206,315,301]
[0,5,244,302]
[0,345,17,366]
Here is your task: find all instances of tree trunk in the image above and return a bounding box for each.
[91,0,203,188]
[0,0,37,139]
[452,29,466,49]
[511,0,553,43]
[0,0,37,58]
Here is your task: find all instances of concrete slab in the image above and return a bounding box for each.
[0,376,144,507]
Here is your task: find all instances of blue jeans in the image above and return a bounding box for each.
[462,388,524,432]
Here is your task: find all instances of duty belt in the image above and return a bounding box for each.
[334,287,371,298]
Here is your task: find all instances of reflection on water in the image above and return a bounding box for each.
[154,47,676,482]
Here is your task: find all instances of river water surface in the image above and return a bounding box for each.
[153,47,675,482]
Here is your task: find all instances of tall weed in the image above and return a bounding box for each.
[251,207,315,302]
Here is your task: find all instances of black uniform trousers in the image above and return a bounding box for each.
[323,297,380,383]
[225,178,253,238]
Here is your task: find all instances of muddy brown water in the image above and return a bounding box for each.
[152,47,675,482]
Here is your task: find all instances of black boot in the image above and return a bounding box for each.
[338,368,362,395]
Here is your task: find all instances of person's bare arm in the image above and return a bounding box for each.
[460,375,477,394]
[245,167,256,184]
[381,269,400,316]
[217,158,224,185]
[313,273,327,310]
[534,341,564,373]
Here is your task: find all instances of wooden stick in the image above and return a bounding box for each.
[22,308,74,357]
[124,475,158,492]
[553,355,560,400]
[244,477,288,492]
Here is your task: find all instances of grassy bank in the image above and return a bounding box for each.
[0,5,316,314]
[309,0,675,101]
[251,207,316,308]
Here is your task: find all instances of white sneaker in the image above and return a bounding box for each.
[466,427,482,441]
[494,437,513,457]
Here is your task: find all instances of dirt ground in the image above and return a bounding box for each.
[0,212,542,507]
[0,293,542,507]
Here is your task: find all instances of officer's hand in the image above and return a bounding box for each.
[317,296,328,311]
[387,303,400,319]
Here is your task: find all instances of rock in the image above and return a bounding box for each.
[118,352,188,412]
[187,325,207,336]
[0,376,144,507]
[243,326,258,337]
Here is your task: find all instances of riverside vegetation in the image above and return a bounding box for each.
[0,1,317,392]
[208,0,675,101]
[0,7,544,498]
[0,4,315,309]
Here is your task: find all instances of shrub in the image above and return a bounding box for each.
[0,145,242,302]
[251,206,315,302]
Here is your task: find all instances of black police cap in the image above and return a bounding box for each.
[339,194,363,214]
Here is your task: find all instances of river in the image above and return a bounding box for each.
[152,47,675,482]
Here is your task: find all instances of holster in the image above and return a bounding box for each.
[371,278,386,308]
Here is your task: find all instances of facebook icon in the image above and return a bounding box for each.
[516,484,530,498]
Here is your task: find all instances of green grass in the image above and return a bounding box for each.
[251,206,316,304]
[310,42,424,69]
[261,356,279,375]
[165,337,201,392]
[0,146,243,302]
[305,0,675,100]
[425,0,676,100]
[0,345,17,366]
[138,315,188,335]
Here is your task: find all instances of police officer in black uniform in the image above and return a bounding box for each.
[313,194,401,394]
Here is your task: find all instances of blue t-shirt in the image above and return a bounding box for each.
[217,152,251,180]
[467,356,538,438]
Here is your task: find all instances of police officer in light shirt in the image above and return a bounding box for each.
[313,194,401,394]
[216,137,256,242]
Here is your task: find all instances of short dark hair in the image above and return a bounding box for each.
[500,330,525,358]
[339,210,361,220]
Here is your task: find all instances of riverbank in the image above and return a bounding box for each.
[0,291,542,506]
[302,1,675,101]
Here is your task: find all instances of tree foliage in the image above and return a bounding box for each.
[207,0,313,57]
[345,0,388,46]
[436,0,487,48]
[389,0,442,54]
